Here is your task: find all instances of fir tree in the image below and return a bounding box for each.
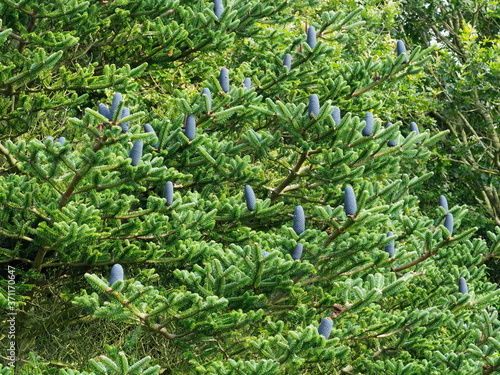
[1,1,500,375]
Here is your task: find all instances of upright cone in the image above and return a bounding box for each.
[244,185,256,211]
[219,67,230,93]
[318,317,333,339]
[306,26,316,49]
[344,185,357,216]
[308,94,320,118]
[109,264,124,286]
[293,205,305,235]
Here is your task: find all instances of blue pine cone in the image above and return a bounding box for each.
[385,122,397,147]
[344,185,357,216]
[129,141,143,166]
[362,112,374,136]
[307,26,317,49]
[439,195,448,212]
[202,88,212,113]
[219,67,230,93]
[409,121,419,135]
[292,243,303,260]
[385,231,395,257]
[244,185,256,211]
[308,94,320,118]
[444,213,454,237]
[458,277,468,294]
[318,317,333,339]
[214,0,224,18]
[332,106,341,126]
[164,181,174,206]
[396,40,408,63]
[185,114,196,141]
[293,205,305,235]
[109,264,124,286]
[283,53,292,71]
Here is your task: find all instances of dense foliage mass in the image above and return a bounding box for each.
[1,0,500,374]
[402,0,500,234]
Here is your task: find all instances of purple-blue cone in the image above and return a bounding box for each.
[144,123,159,148]
[396,40,407,63]
[318,317,333,339]
[109,264,124,286]
[439,195,448,212]
[458,277,468,294]
[332,106,341,126]
[385,231,395,257]
[129,141,143,166]
[292,243,303,260]
[110,92,123,119]
[213,0,224,18]
[293,205,305,235]
[307,26,317,49]
[202,88,212,113]
[283,53,292,71]
[444,213,454,237]
[244,185,256,211]
[410,121,419,135]
[362,112,374,136]
[344,185,357,216]
[219,67,230,93]
[120,107,130,132]
[98,103,111,120]
[164,181,174,206]
[308,94,320,118]
[386,122,396,147]
[185,114,196,141]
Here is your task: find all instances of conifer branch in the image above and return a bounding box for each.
[483,365,499,375]
[472,88,500,171]
[2,200,52,224]
[1,0,36,17]
[392,252,433,272]
[349,66,407,97]
[33,244,48,272]
[349,325,410,341]
[270,150,319,201]
[391,239,455,272]
[0,142,21,173]
[350,148,400,168]
[270,151,308,201]
[40,257,184,269]
[58,137,105,209]
[99,231,175,241]
[104,208,156,220]
[0,256,33,264]
[74,177,135,194]
[107,289,183,340]
[0,228,33,242]
[299,261,374,287]
[6,31,26,43]
[323,217,356,247]
[258,52,317,92]
[338,262,375,277]
[350,77,388,97]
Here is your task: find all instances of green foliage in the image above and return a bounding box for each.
[1,0,500,374]
[401,0,500,236]
[0,0,305,139]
